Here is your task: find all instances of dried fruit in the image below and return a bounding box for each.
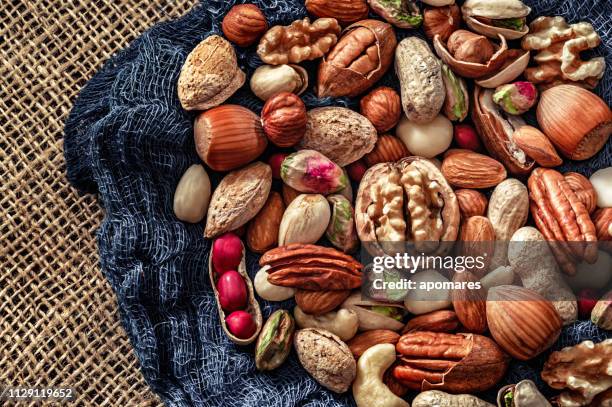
[512,125,562,168]
[212,233,244,274]
[294,289,351,316]
[453,123,481,151]
[217,270,248,312]
[423,5,461,41]
[356,158,460,256]
[395,37,445,123]
[177,35,245,110]
[591,290,612,330]
[441,149,507,189]
[360,87,402,133]
[294,328,356,393]
[226,310,257,339]
[205,162,272,238]
[305,0,369,25]
[537,85,611,160]
[281,150,347,194]
[257,17,341,65]
[260,244,363,291]
[347,330,401,358]
[194,105,267,171]
[590,167,612,208]
[278,194,331,246]
[326,194,359,253]
[462,0,531,40]
[402,310,459,334]
[246,192,284,253]
[455,189,488,218]
[318,19,397,98]
[441,64,469,122]
[486,285,562,360]
[250,64,308,101]
[394,332,508,392]
[222,4,268,47]
[493,81,537,115]
[299,107,377,166]
[173,164,211,223]
[396,115,453,158]
[255,309,295,371]
[261,92,307,147]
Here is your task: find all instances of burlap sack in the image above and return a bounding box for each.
[0,1,196,405]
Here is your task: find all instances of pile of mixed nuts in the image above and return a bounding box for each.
[172,0,612,405]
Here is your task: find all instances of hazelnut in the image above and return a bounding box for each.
[423,5,461,42]
[359,87,402,133]
[222,4,268,47]
[261,92,307,147]
[447,30,494,64]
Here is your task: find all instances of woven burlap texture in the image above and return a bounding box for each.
[0,1,197,405]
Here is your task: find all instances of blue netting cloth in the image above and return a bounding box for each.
[64,1,611,405]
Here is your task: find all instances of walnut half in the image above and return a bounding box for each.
[257,17,341,65]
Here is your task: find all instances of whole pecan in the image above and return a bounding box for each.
[393,332,508,393]
[260,244,362,290]
[528,168,598,275]
[317,19,397,98]
[402,310,460,334]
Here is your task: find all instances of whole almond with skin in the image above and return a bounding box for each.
[402,310,460,334]
[246,192,285,253]
[455,189,488,218]
[441,149,507,189]
[305,0,369,25]
[364,134,410,167]
[222,4,268,47]
[294,289,351,316]
[452,271,487,333]
[360,87,402,133]
[487,285,562,360]
[564,172,597,214]
[282,184,300,207]
[261,92,307,147]
[513,126,563,168]
[347,330,400,358]
[458,216,494,278]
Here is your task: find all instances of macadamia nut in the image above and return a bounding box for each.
[397,114,453,158]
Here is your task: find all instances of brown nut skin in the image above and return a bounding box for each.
[402,310,460,334]
[441,149,507,189]
[360,87,402,133]
[528,168,598,275]
[451,271,487,333]
[537,85,611,160]
[364,134,410,167]
[305,0,369,25]
[246,192,285,254]
[317,20,397,98]
[564,172,597,214]
[447,30,494,64]
[347,330,401,358]
[294,289,351,316]
[222,4,268,47]
[487,285,562,361]
[257,17,341,65]
[455,189,488,218]
[394,332,508,393]
[512,125,563,168]
[457,216,494,278]
[593,208,612,242]
[261,92,307,147]
[423,5,461,42]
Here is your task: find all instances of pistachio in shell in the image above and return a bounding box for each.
[367,0,423,29]
[326,195,359,253]
[281,150,348,195]
[441,64,469,121]
[493,81,538,115]
[497,380,551,407]
[255,310,295,371]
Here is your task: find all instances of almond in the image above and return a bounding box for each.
[457,216,494,278]
[246,192,285,253]
[402,310,460,334]
[294,289,351,315]
[455,189,488,219]
[363,134,410,167]
[451,271,487,333]
[346,330,400,358]
[513,125,563,168]
[305,0,369,25]
[441,149,507,189]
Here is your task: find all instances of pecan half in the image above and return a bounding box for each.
[257,18,341,65]
[402,310,460,334]
[317,19,397,98]
[260,244,363,290]
[355,157,460,256]
[393,332,508,393]
[528,168,598,275]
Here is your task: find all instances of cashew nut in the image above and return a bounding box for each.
[294,306,358,341]
[412,390,494,407]
[352,344,409,407]
[254,266,295,301]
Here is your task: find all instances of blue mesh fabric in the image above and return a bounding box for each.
[64,1,611,405]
